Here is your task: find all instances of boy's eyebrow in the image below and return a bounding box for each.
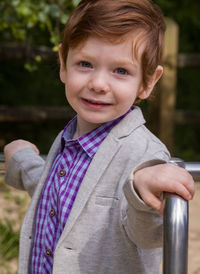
[76,51,138,68]
[75,51,93,60]
[114,59,138,68]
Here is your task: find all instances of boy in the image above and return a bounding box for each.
[4,0,194,273]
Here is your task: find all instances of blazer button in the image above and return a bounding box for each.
[46,249,52,256]
[49,209,55,217]
[59,169,66,177]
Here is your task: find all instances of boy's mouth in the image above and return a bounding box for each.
[81,98,113,110]
[83,98,112,106]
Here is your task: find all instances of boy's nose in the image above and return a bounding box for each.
[88,71,110,93]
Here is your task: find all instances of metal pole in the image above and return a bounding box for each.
[184,162,200,182]
[163,159,200,274]
[163,194,188,274]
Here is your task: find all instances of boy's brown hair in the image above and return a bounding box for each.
[61,0,166,89]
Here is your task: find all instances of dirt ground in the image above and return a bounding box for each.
[188,182,200,274]
[0,162,199,273]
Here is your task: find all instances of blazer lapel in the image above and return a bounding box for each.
[56,133,121,247]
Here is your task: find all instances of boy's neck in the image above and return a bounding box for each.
[73,116,103,139]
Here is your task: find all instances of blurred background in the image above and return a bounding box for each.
[0,0,200,160]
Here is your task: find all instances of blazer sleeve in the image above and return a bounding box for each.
[122,150,170,249]
[4,148,45,197]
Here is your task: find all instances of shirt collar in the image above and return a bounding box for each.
[61,109,132,158]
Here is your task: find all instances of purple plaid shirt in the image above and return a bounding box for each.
[31,110,131,273]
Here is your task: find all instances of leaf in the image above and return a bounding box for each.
[72,0,81,6]
[18,4,32,17]
[11,27,26,40]
[49,4,60,18]
[11,0,20,7]
[24,63,38,72]
[35,55,42,62]
[53,45,59,52]
[50,34,60,45]
[61,14,69,25]
[38,11,47,23]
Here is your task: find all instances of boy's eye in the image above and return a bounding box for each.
[115,67,128,75]
[79,61,92,68]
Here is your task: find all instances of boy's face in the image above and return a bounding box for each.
[59,35,162,135]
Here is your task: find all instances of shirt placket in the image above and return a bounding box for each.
[58,141,79,230]
[42,158,66,271]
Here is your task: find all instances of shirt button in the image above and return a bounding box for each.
[59,169,66,177]
[49,209,55,217]
[46,249,52,256]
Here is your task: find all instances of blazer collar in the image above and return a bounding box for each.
[109,106,146,139]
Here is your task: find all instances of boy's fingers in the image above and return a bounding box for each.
[162,175,194,200]
[181,172,195,197]
[155,165,195,198]
[134,163,195,214]
[169,165,194,192]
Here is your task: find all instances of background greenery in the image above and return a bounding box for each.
[0,0,200,160]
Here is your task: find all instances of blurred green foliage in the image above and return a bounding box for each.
[0,0,200,52]
[0,0,80,49]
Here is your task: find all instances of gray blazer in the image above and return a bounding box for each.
[5,107,170,274]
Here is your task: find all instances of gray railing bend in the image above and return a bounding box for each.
[170,157,200,181]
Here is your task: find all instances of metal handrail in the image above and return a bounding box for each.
[170,157,200,181]
[184,162,200,182]
[163,159,200,274]
[163,194,188,274]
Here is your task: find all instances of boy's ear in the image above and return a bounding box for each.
[138,65,163,100]
[58,44,67,84]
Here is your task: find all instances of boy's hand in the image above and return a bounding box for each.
[134,164,195,215]
[4,140,40,169]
